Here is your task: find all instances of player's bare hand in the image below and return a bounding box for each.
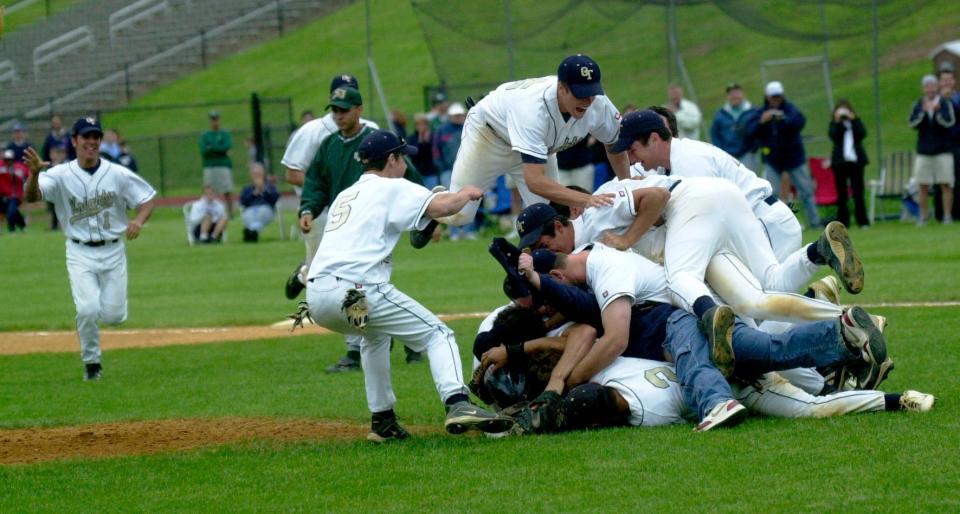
[299,213,313,233]
[518,252,534,276]
[23,147,49,174]
[480,345,508,375]
[585,193,615,208]
[458,185,484,201]
[126,220,143,240]
[600,230,630,250]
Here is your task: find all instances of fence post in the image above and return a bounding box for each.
[251,93,264,163]
[200,30,207,68]
[276,0,284,36]
[157,136,166,197]
[124,64,132,103]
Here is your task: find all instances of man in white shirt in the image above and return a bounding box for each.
[665,84,702,140]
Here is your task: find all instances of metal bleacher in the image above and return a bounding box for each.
[0,0,349,127]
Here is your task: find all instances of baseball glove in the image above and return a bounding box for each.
[341,288,369,332]
[514,390,563,434]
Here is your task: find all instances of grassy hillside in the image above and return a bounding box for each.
[96,0,959,189]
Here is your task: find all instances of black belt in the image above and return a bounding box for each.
[668,180,682,192]
[764,194,778,205]
[71,239,119,247]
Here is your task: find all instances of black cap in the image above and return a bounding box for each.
[557,54,603,99]
[432,91,448,105]
[208,110,220,119]
[72,116,103,137]
[562,383,624,430]
[330,74,359,93]
[357,129,418,164]
[531,249,558,274]
[611,109,667,153]
[517,203,559,250]
[725,82,742,93]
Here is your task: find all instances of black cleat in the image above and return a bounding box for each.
[284,261,306,300]
[84,362,102,381]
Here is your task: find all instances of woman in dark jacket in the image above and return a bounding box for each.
[828,99,869,227]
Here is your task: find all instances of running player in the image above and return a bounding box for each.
[23,117,156,381]
[301,130,512,441]
[410,54,631,248]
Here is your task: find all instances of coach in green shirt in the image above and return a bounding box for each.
[298,86,425,372]
[200,111,234,216]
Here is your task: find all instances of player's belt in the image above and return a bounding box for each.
[668,180,682,192]
[71,238,119,247]
[764,194,778,205]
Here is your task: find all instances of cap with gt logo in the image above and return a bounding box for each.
[326,87,363,110]
[557,54,604,99]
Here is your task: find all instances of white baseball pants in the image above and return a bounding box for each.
[443,113,559,226]
[735,372,884,418]
[65,241,128,364]
[753,199,803,262]
[306,276,469,413]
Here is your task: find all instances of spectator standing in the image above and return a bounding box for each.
[300,110,316,125]
[426,92,449,132]
[410,113,438,186]
[189,185,229,243]
[390,109,408,139]
[710,82,758,172]
[99,129,122,162]
[665,84,702,140]
[41,115,74,162]
[827,99,870,228]
[1,149,30,232]
[744,81,820,228]
[433,102,476,240]
[239,162,279,243]
[939,68,960,219]
[909,74,956,226]
[199,111,235,217]
[6,122,33,162]
[117,141,138,173]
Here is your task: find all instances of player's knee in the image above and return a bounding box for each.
[75,300,100,321]
[100,304,127,325]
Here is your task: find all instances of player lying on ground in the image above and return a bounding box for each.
[410,54,631,248]
[296,129,513,442]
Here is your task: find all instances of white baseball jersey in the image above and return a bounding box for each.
[585,243,673,309]
[282,115,379,172]
[666,138,771,208]
[308,174,437,284]
[39,159,156,242]
[476,76,621,160]
[590,357,694,427]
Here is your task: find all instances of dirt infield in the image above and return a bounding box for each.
[0,417,438,465]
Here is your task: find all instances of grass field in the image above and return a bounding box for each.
[1,205,959,512]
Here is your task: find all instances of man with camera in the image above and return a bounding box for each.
[744,81,821,229]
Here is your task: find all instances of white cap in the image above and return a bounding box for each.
[447,102,466,116]
[922,74,938,86]
[765,81,784,97]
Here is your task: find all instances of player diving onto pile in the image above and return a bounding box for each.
[410,54,632,248]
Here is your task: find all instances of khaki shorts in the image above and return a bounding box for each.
[203,166,234,193]
[914,153,955,187]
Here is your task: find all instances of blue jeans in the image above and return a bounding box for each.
[732,318,855,378]
[765,162,821,227]
[662,310,735,421]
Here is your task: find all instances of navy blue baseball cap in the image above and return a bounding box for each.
[562,383,626,430]
[531,249,559,274]
[557,54,603,99]
[611,109,667,153]
[330,74,359,93]
[72,116,103,137]
[517,203,560,250]
[357,129,417,164]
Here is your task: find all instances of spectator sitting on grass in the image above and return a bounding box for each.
[239,162,279,243]
[189,185,228,244]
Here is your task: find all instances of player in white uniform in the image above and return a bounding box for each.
[562,358,934,430]
[281,74,379,299]
[24,117,156,381]
[410,54,631,248]
[301,130,512,441]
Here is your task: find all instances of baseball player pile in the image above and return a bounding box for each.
[24,53,934,444]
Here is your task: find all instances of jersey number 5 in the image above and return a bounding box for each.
[326,191,359,232]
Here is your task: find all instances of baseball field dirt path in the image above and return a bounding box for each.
[0,418,440,465]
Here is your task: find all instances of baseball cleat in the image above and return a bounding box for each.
[841,306,888,370]
[367,415,411,443]
[325,355,361,374]
[410,186,447,249]
[809,275,842,305]
[870,314,888,333]
[694,399,747,432]
[284,261,306,300]
[817,221,863,294]
[444,401,515,435]
[699,305,736,379]
[855,358,894,390]
[899,390,935,412]
[84,362,102,381]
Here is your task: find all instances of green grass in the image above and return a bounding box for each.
[0,0,82,36]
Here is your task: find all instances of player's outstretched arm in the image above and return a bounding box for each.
[565,296,631,388]
[523,162,613,208]
[517,252,542,290]
[601,187,670,250]
[23,147,49,203]
[604,145,632,180]
[425,186,484,218]
[127,199,155,240]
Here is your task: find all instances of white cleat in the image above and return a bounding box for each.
[809,275,842,305]
[694,399,747,432]
[900,390,935,412]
